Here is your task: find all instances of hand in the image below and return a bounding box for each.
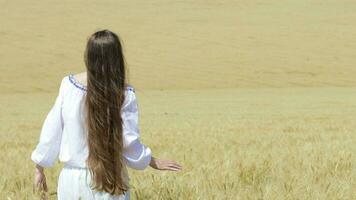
[149,156,182,171]
[33,165,48,200]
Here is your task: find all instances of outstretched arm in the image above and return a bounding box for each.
[121,88,182,172]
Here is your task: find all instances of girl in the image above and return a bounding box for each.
[31,29,182,200]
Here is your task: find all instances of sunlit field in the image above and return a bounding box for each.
[0,0,355,199]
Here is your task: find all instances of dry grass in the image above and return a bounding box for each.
[0,0,355,199]
[1,88,355,199]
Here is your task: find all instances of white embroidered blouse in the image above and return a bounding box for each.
[31,74,152,170]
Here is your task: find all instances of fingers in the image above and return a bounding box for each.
[33,178,48,194]
[43,182,48,192]
[160,160,183,171]
[40,178,48,192]
[151,158,183,171]
[164,165,181,171]
[166,162,182,170]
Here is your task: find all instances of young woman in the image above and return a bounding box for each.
[31,29,182,200]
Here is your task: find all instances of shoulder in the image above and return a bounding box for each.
[125,84,135,93]
[59,74,72,90]
[59,75,69,92]
[124,84,136,102]
[57,74,74,97]
[122,84,138,109]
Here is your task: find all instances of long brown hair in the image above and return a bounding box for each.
[84,29,128,195]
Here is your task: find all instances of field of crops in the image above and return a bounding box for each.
[0,0,355,199]
[1,88,355,199]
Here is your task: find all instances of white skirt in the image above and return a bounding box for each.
[57,165,130,200]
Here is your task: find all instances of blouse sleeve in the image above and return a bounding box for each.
[121,88,152,170]
[31,77,65,168]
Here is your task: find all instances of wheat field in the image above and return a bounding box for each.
[0,0,355,199]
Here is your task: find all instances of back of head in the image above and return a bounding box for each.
[84,29,128,195]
